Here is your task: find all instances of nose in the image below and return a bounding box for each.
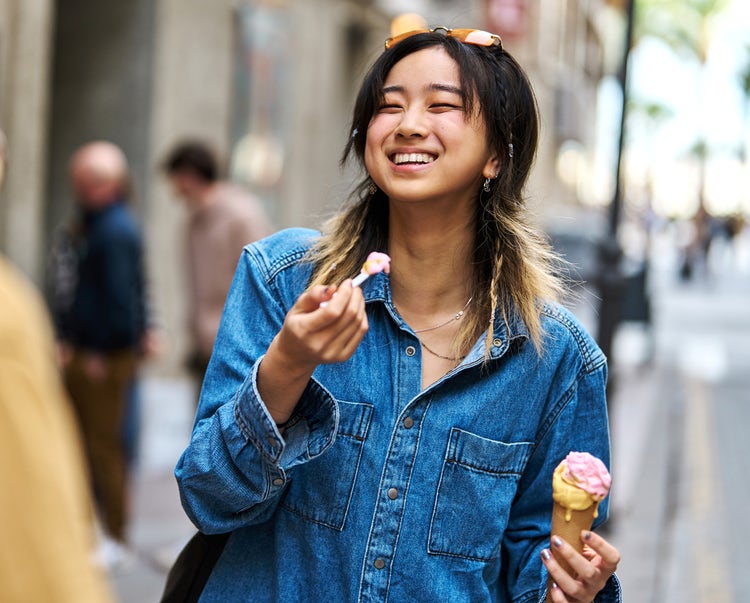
[395,107,427,138]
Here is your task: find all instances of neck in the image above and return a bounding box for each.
[389,200,473,299]
[189,181,220,210]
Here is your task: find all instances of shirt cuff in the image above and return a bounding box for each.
[233,356,338,471]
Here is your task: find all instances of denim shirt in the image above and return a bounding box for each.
[175,228,622,603]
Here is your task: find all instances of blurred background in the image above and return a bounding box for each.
[0,0,748,601]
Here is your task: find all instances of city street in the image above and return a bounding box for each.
[111,231,750,602]
[606,232,750,603]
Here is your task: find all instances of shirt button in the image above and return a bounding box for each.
[272,478,284,486]
[403,416,414,429]
[493,338,502,347]
[373,558,386,569]
[405,345,416,356]
[387,487,398,500]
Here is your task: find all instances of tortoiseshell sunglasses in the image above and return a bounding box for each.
[384,26,503,51]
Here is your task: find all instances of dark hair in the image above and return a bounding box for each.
[309,32,562,354]
[343,32,539,199]
[162,141,220,183]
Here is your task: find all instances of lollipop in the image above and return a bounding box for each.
[319,252,391,307]
[352,252,391,286]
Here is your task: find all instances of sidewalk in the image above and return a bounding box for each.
[110,377,196,602]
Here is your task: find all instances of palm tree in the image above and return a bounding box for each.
[635,0,730,211]
[737,44,750,164]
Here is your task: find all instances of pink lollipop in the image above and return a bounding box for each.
[319,252,391,308]
[352,252,391,286]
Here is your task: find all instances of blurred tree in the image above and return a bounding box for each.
[635,0,730,212]
[627,99,674,218]
[738,44,750,164]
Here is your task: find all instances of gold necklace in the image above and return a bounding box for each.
[412,297,473,333]
[419,339,464,362]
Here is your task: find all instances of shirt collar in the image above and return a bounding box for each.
[362,272,530,360]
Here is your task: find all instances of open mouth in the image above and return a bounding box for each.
[390,152,436,166]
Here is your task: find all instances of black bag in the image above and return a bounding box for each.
[160,531,230,603]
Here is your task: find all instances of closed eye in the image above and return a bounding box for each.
[378,103,402,113]
[430,103,462,112]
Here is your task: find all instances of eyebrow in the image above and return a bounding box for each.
[382,83,463,96]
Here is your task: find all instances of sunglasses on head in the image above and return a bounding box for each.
[384,26,503,51]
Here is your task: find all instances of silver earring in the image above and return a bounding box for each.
[483,178,492,193]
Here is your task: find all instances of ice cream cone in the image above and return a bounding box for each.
[546,452,611,602]
[549,501,596,575]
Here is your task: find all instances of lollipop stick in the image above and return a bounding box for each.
[351,272,369,287]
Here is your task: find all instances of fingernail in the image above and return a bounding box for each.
[541,549,552,561]
[551,582,559,590]
[583,530,592,541]
[552,536,563,548]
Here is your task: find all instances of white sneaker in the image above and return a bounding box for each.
[94,536,135,572]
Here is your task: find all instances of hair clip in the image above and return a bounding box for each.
[352,128,358,139]
[508,143,514,159]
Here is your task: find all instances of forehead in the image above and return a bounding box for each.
[384,47,460,88]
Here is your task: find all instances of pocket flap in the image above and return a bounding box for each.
[446,428,532,475]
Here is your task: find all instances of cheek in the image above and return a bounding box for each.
[364,122,386,171]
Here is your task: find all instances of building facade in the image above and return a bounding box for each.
[0,0,612,373]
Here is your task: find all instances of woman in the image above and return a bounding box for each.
[175,27,621,602]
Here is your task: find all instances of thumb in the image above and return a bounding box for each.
[297,284,336,312]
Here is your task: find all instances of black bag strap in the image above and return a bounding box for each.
[160,531,230,603]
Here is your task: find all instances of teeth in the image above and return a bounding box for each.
[392,153,435,165]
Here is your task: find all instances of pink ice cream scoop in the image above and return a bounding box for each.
[352,252,391,286]
[557,451,611,501]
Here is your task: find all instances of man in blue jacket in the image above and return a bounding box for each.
[55,141,147,562]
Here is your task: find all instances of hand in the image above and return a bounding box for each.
[541,530,620,602]
[273,280,368,369]
[140,328,166,360]
[258,281,368,424]
[82,352,108,381]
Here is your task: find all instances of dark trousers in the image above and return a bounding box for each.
[64,348,137,541]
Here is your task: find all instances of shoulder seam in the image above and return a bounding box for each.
[540,304,605,374]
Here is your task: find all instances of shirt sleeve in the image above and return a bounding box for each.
[501,360,622,603]
[175,245,338,534]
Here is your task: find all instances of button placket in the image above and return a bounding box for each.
[357,398,430,601]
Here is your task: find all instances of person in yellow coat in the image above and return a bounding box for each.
[0,129,112,601]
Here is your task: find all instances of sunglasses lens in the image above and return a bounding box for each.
[458,29,500,47]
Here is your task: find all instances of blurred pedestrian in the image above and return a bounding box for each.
[173,26,621,602]
[0,130,113,601]
[52,140,149,565]
[161,140,273,398]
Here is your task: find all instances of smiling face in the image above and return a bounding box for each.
[364,47,499,210]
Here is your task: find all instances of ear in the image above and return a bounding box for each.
[482,153,501,179]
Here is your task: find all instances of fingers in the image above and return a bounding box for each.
[541,531,620,603]
[297,284,337,313]
[316,283,368,361]
[281,280,368,365]
[580,530,620,572]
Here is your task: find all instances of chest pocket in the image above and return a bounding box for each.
[428,428,533,561]
[280,399,373,530]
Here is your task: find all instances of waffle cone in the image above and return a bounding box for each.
[545,501,597,601]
